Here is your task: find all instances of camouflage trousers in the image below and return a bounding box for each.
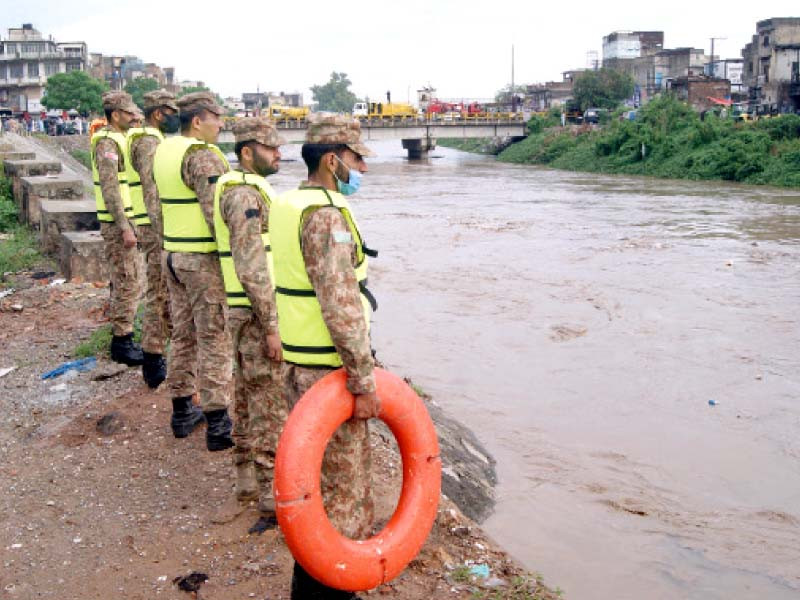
[164,252,232,411]
[138,225,169,354]
[229,308,287,512]
[100,222,141,336]
[284,364,374,540]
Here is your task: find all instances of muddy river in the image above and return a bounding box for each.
[268,140,800,599]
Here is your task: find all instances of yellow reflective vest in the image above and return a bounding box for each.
[152,135,229,253]
[126,126,164,226]
[90,128,133,223]
[212,170,276,308]
[270,186,377,367]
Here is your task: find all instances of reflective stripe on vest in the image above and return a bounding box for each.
[90,128,133,223]
[126,126,164,226]
[270,186,376,367]
[153,135,230,253]
[212,170,276,308]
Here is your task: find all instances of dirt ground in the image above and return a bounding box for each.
[0,272,559,600]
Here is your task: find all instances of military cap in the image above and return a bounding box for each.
[142,89,178,111]
[102,90,138,113]
[232,117,286,147]
[304,113,374,157]
[176,91,225,115]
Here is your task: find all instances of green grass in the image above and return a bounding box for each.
[70,148,92,170]
[499,95,800,188]
[0,174,16,232]
[0,225,43,278]
[72,304,145,358]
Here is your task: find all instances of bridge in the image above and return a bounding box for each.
[218,116,528,159]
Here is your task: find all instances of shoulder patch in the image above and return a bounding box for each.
[102,150,119,161]
[333,231,353,243]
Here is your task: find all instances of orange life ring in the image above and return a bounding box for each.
[275,367,441,591]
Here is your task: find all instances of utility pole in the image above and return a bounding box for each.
[709,37,726,76]
[511,44,516,112]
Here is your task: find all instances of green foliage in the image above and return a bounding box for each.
[572,68,635,111]
[70,149,92,170]
[124,76,160,108]
[527,111,561,134]
[42,71,108,114]
[177,85,210,97]
[498,95,800,188]
[495,84,527,104]
[0,225,43,278]
[311,72,359,113]
[0,174,15,232]
[73,324,113,358]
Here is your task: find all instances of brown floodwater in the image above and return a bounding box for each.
[268,140,800,600]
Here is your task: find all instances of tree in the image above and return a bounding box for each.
[177,85,211,97]
[42,71,108,114]
[125,77,160,108]
[311,72,358,113]
[494,84,527,104]
[572,68,635,111]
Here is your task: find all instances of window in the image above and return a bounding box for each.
[65,62,81,72]
[28,62,39,77]
[763,35,770,47]
[0,65,6,80]
[45,62,59,76]
[10,64,23,79]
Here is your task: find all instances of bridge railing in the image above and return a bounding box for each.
[221,113,525,131]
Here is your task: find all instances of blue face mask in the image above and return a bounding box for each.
[334,155,362,196]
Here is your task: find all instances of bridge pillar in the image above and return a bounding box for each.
[402,136,436,160]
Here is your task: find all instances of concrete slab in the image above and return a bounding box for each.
[4,160,63,207]
[39,199,99,255]
[20,174,85,226]
[0,151,36,162]
[59,230,109,282]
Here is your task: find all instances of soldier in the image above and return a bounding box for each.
[152,91,233,448]
[211,117,287,532]
[127,90,180,389]
[270,114,380,599]
[91,91,143,366]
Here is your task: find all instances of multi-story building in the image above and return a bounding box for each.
[90,53,173,91]
[602,31,664,102]
[706,59,745,99]
[742,17,800,114]
[0,24,88,113]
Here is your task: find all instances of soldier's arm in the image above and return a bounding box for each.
[182,148,227,235]
[95,137,132,234]
[131,136,162,232]
[301,207,375,395]
[221,186,278,335]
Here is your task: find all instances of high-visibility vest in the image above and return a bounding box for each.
[90,128,133,223]
[270,186,377,367]
[212,169,276,308]
[153,135,229,253]
[126,126,164,226]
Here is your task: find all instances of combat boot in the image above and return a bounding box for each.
[171,396,205,438]
[110,333,144,366]
[204,409,234,451]
[236,462,258,502]
[142,352,166,389]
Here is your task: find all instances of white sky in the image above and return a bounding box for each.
[2,2,798,103]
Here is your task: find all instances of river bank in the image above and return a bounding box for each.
[444,97,800,189]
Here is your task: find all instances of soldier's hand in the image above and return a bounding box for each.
[353,392,381,420]
[265,332,283,362]
[122,228,137,248]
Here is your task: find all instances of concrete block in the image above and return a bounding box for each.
[59,230,108,282]
[39,199,99,255]
[3,160,63,207]
[20,174,85,227]
[0,143,15,152]
[0,151,36,162]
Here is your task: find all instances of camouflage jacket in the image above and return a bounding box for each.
[180,146,228,236]
[95,136,132,233]
[129,134,162,234]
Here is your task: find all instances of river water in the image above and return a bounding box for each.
[268,140,800,600]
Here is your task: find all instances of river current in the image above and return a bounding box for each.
[267,140,800,600]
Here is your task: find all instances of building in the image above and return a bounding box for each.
[524,72,576,111]
[0,24,88,113]
[742,17,800,114]
[90,53,176,91]
[706,59,745,99]
[241,91,303,115]
[602,31,664,102]
[668,76,731,112]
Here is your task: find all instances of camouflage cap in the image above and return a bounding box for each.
[102,91,138,113]
[232,117,286,147]
[176,91,224,116]
[142,89,178,111]
[304,112,374,157]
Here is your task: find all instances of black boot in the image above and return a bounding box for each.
[142,352,166,389]
[290,562,360,600]
[110,333,144,366]
[204,409,234,451]
[171,396,205,438]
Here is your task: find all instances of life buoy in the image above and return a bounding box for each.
[275,367,441,592]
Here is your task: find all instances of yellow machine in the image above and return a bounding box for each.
[270,105,310,121]
[353,102,419,119]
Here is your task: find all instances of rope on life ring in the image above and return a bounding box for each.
[275,367,441,592]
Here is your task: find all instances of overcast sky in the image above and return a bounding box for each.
[2,2,798,103]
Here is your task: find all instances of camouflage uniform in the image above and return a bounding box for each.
[129,91,175,354]
[279,114,377,542]
[95,98,140,337]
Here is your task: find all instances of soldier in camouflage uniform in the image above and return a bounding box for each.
[128,89,180,388]
[270,114,379,599]
[153,92,233,449]
[92,91,143,366]
[211,117,288,532]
